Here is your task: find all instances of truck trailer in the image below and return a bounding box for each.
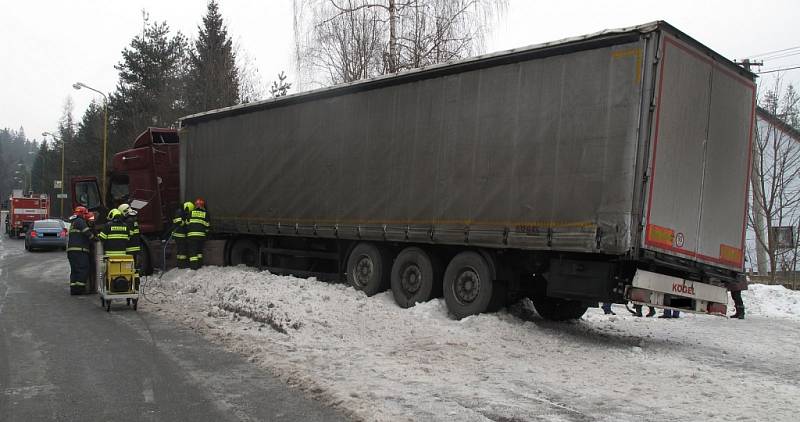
[76,21,756,320]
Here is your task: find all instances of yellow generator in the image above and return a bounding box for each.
[99,255,140,312]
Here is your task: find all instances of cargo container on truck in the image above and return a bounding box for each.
[76,21,756,321]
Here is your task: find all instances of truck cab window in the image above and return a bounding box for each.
[109,174,130,206]
[75,181,101,210]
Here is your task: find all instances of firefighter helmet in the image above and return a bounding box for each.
[183,201,195,212]
[118,203,131,216]
[107,208,122,220]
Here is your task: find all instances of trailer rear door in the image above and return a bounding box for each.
[643,35,755,271]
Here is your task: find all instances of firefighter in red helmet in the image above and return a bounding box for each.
[187,198,209,269]
[67,206,94,295]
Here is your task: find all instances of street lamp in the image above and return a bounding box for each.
[42,131,65,217]
[73,81,108,204]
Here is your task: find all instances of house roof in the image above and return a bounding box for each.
[757,106,800,142]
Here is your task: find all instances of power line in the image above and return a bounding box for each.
[760,51,800,61]
[749,45,800,58]
[756,65,800,74]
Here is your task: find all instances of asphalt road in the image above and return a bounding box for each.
[0,224,347,422]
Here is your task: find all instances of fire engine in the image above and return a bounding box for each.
[4,190,50,238]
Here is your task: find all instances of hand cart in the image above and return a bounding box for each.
[98,255,140,312]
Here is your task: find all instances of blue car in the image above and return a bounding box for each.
[24,219,68,251]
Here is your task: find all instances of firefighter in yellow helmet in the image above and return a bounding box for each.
[171,201,193,269]
[118,203,141,270]
[187,198,209,270]
[98,209,130,257]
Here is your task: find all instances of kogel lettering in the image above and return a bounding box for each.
[672,283,695,296]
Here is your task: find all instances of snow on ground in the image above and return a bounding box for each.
[145,267,800,421]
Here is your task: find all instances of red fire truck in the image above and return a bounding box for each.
[5,191,50,238]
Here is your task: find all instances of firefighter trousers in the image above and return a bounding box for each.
[187,237,205,270]
[68,251,90,295]
[176,237,188,269]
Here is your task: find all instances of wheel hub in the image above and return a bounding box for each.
[454,268,480,304]
[400,264,422,294]
[354,256,374,287]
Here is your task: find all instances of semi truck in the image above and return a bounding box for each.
[5,190,50,238]
[74,21,756,320]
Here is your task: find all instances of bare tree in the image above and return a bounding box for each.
[293,0,506,86]
[235,44,266,104]
[749,76,800,285]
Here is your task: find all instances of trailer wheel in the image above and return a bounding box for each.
[229,239,260,267]
[443,251,496,319]
[531,296,588,321]
[346,242,391,296]
[390,247,442,308]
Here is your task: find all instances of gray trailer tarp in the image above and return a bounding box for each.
[180,21,754,268]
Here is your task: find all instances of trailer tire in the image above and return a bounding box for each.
[531,296,589,321]
[443,251,496,319]
[346,242,390,296]
[390,247,442,308]
[229,239,260,267]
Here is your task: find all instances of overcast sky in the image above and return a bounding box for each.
[1,0,798,143]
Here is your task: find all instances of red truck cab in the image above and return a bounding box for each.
[70,127,180,236]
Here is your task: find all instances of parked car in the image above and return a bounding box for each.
[25,219,68,251]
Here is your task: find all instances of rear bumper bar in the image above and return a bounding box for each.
[625,269,728,316]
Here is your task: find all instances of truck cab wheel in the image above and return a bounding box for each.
[530,296,589,321]
[390,247,442,308]
[229,239,260,267]
[346,242,390,296]
[443,251,497,319]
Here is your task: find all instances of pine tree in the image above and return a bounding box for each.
[110,15,188,153]
[73,101,105,182]
[186,0,239,113]
[269,71,292,98]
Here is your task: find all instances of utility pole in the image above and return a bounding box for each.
[737,58,769,275]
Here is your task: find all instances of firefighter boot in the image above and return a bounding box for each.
[732,306,745,319]
[70,282,86,296]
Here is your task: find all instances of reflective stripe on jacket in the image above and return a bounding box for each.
[67,217,93,250]
[126,216,141,253]
[98,219,130,255]
[187,208,209,238]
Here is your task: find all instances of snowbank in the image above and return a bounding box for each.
[146,267,800,421]
[741,284,800,319]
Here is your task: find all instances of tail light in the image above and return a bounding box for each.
[29,230,38,238]
[707,302,727,315]
[59,228,67,238]
[627,287,650,303]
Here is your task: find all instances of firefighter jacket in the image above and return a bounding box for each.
[67,216,94,253]
[171,207,187,239]
[125,215,141,253]
[98,217,131,256]
[187,207,209,238]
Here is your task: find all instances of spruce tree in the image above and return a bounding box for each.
[110,16,188,152]
[186,0,239,113]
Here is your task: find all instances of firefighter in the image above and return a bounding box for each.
[187,198,209,270]
[118,203,141,270]
[67,206,94,295]
[98,209,130,257]
[172,202,192,268]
